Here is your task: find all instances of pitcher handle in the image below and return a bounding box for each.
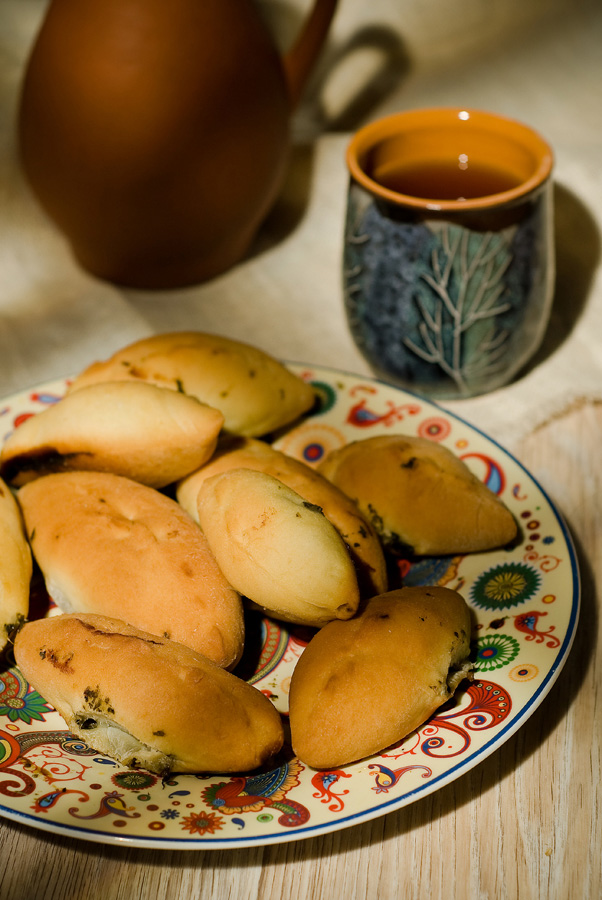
[283,0,339,108]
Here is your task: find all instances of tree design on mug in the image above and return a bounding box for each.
[402,222,515,392]
[343,193,543,396]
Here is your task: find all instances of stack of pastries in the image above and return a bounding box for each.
[0,332,517,774]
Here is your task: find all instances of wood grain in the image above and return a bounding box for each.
[1,403,600,900]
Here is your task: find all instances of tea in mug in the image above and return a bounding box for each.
[371,157,523,202]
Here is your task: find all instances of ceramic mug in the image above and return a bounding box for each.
[343,107,555,399]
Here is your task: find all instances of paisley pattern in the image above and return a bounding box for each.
[0,670,52,724]
[0,367,579,849]
[202,761,310,828]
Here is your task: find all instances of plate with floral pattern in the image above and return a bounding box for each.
[0,365,580,848]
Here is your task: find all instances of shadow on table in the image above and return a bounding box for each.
[247,23,412,260]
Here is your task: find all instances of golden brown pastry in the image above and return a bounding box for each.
[0,381,224,489]
[196,467,360,628]
[67,331,316,437]
[0,477,32,654]
[177,436,387,598]
[289,586,474,769]
[14,613,284,774]
[317,434,518,556]
[17,471,244,669]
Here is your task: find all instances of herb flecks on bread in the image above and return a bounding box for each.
[177,436,387,598]
[318,435,518,556]
[0,476,32,655]
[17,471,245,669]
[289,586,474,769]
[0,381,224,489]
[67,331,316,437]
[14,613,284,774]
[197,468,361,628]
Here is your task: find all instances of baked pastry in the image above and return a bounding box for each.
[14,613,284,774]
[317,434,518,555]
[67,331,316,437]
[288,586,474,769]
[0,381,224,489]
[177,436,387,598]
[196,468,360,628]
[0,477,32,654]
[17,471,244,669]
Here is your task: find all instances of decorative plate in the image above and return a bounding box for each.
[0,366,580,849]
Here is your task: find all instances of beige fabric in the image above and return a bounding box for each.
[1,0,600,450]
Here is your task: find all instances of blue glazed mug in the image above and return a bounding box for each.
[343,107,555,399]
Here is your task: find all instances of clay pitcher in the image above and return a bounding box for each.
[18,0,338,289]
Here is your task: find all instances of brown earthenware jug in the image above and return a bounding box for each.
[18,0,338,289]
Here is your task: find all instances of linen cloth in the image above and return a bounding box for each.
[1,0,600,450]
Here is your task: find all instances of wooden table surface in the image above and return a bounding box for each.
[1,4,601,896]
[1,399,599,900]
